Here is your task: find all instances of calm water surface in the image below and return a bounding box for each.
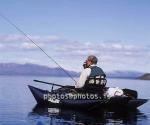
[0,76,150,125]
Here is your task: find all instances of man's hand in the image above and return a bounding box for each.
[83,61,88,69]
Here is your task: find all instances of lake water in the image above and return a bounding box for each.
[0,76,150,125]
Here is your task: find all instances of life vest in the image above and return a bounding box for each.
[83,66,107,93]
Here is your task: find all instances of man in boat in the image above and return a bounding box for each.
[75,55,106,95]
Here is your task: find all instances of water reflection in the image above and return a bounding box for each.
[28,105,147,125]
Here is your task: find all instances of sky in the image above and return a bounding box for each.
[0,0,150,72]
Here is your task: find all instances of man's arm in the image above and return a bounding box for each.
[75,68,91,88]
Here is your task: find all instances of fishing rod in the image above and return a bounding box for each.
[0,13,77,83]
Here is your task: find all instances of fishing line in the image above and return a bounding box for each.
[0,13,77,83]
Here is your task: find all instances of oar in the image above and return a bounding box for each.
[33,80,75,89]
[33,80,66,87]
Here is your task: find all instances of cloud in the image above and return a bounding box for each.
[1,34,149,59]
[0,43,3,48]
[0,34,66,50]
[1,34,148,57]
[21,42,37,49]
[0,34,63,43]
[20,42,45,50]
[53,41,150,71]
[0,34,150,71]
[56,41,149,58]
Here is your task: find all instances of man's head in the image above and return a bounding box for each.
[86,55,98,67]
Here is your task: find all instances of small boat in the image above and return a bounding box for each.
[28,85,148,110]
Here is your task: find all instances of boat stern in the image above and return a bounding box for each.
[128,99,148,108]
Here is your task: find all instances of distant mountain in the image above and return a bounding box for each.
[0,63,79,77]
[138,73,150,80]
[0,63,146,79]
[106,70,143,79]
